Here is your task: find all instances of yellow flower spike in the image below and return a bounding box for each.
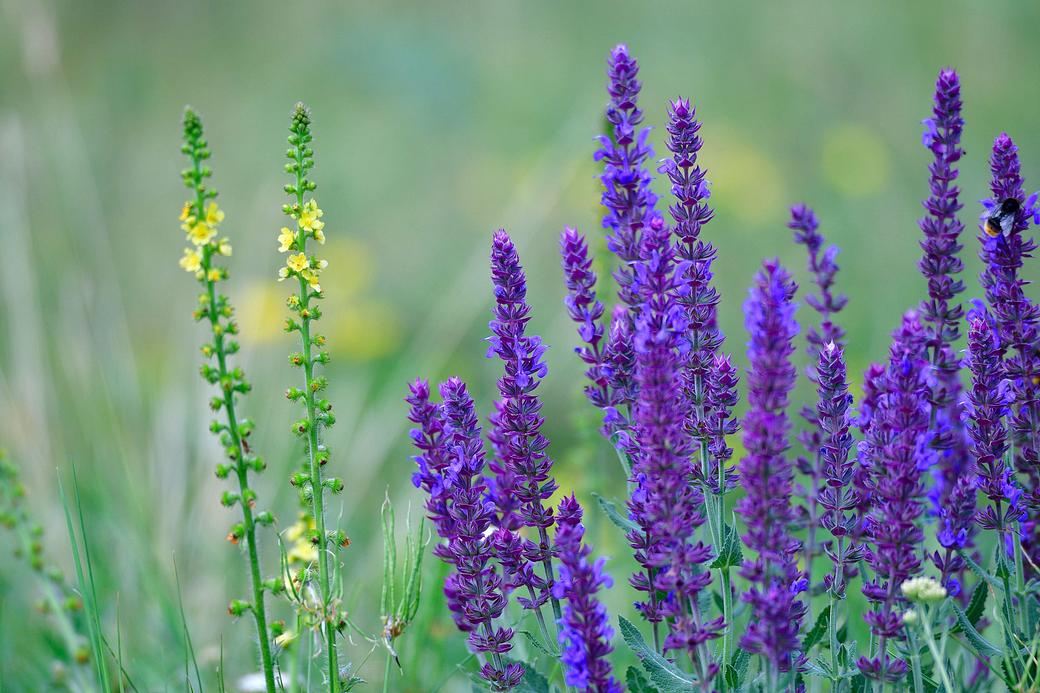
[277,227,296,253]
[179,201,193,222]
[286,253,309,273]
[204,201,225,226]
[179,248,202,273]
[218,239,233,256]
[187,222,216,246]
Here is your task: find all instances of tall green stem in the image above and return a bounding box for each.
[287,109,341,693]
[181,112,276,693]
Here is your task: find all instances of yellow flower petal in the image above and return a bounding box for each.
[178,248,201,273]
[205,201,225,226]
[179,201,193,222]
[187,222,216,246]
[207,268,222,282]
[218,239,233,256]
[286,253,309,273]
[277,227,296,253]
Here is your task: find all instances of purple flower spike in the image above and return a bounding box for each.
[439,377,522,690]
[407,380,453,554]
[661,97,727,477]
[487,231,561,612]
[917,70,972,523]
[553,495,622,693]
[737,259,806,675]
[966,313,1024,536]
[815,343,862,599]
[704,353,740,495]
[858,312,931,684]
[595,44,659,310]
[626,219,720,673]
[560,227,615,416]
[979,134,1040,566]
[918,69,966,357]
[788,203,848,590]
[789,204,847,358]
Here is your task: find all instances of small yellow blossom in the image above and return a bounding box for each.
[187,222,216,246]
[286,253,309,273]
[179,201,193,222]
[277,227,296,253]
[278,267,290,281]
[218,239,233,256]
[299,199,324,233]
[179,248,201,273]
[287,294,300,308]
[204,201,225,226]
[313,227,325,244]
[207,268,222,282]
[284,515,318,565]
[300,269,321,293]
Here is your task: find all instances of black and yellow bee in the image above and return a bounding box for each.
[983,197,1021,238]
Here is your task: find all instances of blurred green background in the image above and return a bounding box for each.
[1,0,1039,690]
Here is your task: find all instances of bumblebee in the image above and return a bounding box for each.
[983,197,1020,238]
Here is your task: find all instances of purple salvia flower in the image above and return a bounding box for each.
[560,227,612,414]
[595,44,659,310]
[789,204,847,358]
[918,69,966,361]
[407,379,471,632]
[789,203,848,592]
[627,219,720,673]
[918,70,972,521]
[439,377,523,690]
[407,379,454,556]
[552,495,622,693]
[486,399,524,532]
[965,313,1024,538]
[660,98,729,488]
[815,343,862,599]
[858,312,931,684]
[487,231,561,615]
[737,259,806,675]
[703,353,740,495]
[604,305,638,423]
[979,133,1040,568]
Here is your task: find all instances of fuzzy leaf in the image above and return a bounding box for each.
[513,662,551,693]
[958,549,1003,591]
[619,616,698,692]
[710,520,744,569]
[592,492,638,534]
[625,666,657,692]
[731,647,750,683]
[952,603,1003,658]
[950,582,987,634]
[802,605,830,653]
[519,630,558,658]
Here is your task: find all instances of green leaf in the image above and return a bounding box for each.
[950,582,987,634]
[730,647,750,683]
[958,549,1003,592]
[381,492,396,618]
[609,434,634,477]
[710,520,744,570]
[519,630,558,658]
[619,616,698,692]
[802,659,833,678]
[592,492,638,534]
[952,603,1003,658]
[626,666,657,692]
[509,659,551,693]
[849,673,868,693]
[994,540,1015,580]
[802,605,830,653]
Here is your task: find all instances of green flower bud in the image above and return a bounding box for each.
[227,599,252,617]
